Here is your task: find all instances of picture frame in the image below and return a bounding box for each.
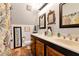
[47,10,55,25]
[13,27,22,48]
[59,3,79,28]
[39,13,46,29]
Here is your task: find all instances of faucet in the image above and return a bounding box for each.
[67,34,72,40]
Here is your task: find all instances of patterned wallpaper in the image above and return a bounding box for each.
[0,3,11,55]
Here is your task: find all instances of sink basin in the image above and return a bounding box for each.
[54,39,79,48]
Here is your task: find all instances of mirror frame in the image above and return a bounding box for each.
[59,3,79,28]
[13,27,22,48]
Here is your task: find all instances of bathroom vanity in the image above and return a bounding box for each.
[31,33,79,56]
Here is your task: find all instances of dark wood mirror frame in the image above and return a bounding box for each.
[59,3,79,28]
[13,27,22,48]
[39,13,46,29]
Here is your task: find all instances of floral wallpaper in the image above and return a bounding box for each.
[0,3,11,55]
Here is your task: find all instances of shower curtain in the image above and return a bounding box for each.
[0,3,11,55]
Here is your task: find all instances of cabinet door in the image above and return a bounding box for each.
[36,40,44,56]
[31,36,36,55]
[46,46,64,56]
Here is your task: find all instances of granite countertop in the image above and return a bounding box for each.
[31,33,79,54]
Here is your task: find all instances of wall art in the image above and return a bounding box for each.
[59,3,79,28]
[39,13,46,29]
[47,10,55,25]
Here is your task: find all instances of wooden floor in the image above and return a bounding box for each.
[11,47,32,56]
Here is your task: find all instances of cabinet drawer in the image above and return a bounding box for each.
[46,46,64,56]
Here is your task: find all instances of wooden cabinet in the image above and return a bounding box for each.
[31,36,36,55]
[36,40,44,56]
[31,36,44,56]
[46,46,64,56]
[31,35,64,56]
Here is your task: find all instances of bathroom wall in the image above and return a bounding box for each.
[10,24,34,49]
[11,3,38,25]
[10,3,39,49]
[38,3,79,38]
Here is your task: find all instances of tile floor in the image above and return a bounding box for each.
[11,47,32,56]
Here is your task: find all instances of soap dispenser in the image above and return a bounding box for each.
[47,27,52,36]
[57,32,61,37]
